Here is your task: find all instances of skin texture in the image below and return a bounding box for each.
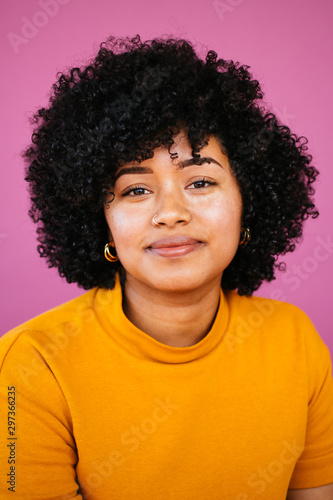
[286,483,333,499]
[104,131,243,347]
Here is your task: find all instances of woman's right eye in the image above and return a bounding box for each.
[121,186,150,196]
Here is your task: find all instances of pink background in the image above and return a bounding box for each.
[1,0,332,354]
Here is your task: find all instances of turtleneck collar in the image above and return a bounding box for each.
[93,275,230,364]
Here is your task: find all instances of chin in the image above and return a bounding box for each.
[138,270,222,295]
[156,280,201,294]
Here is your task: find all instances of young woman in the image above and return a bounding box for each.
[0,35,332,499]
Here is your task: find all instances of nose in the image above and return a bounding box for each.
[153,189,191,228]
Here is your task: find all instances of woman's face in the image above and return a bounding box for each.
[104,131,243,294]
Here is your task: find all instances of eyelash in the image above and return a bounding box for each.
[121,177,217,197]
[189,177,217,189]
[121,185,150,197]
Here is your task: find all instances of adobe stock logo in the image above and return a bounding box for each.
[280,235,333,292]
[7,0,71,54]
[212,0,245,22]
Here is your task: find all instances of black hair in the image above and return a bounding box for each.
[23,34,319,295]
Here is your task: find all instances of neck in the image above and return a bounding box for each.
[122,277,222,347]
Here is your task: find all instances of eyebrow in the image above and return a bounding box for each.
[114,156,223,180]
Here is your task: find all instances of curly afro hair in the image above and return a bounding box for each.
[23,34,319,295]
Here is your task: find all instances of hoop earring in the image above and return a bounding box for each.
[152,215,160,226]
[104,242,119,262]
[239,227,251,246]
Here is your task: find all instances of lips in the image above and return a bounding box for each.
[147,236,203,258]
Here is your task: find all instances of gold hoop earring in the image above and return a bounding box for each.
[104,242,119,262]
[152,215,160,226]
[239,227,251,246]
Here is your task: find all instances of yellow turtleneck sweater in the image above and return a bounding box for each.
[1,276,333,499]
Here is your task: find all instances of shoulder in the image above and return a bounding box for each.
[0,288,99,372]
[226,290,317,329]
[224,290,330,361]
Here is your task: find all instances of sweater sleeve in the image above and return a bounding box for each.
[288,315,333,489]
[0,330,82,499]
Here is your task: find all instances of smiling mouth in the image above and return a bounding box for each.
[147,237,203,258]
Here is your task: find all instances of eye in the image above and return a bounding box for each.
[121,185,151,197]
[188,177,217,189]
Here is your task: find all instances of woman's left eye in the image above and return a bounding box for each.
[188,178,217,189]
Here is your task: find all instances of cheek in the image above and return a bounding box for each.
[207,197,243,268]
[201,195,243,233]
[104,206,146,248]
